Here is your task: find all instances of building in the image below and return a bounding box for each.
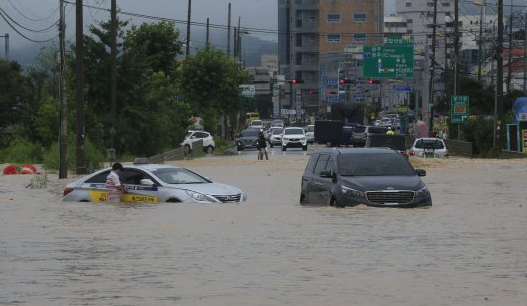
[278,0,384,119]
[260,54,279,76]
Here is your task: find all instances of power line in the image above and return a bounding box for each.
[0,10,57,43]
[6,0,59,22]
[0,7,58,33]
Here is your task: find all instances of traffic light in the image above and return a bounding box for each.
[340,78,354,84]
[290,78,305,84]
[368,79,380,84]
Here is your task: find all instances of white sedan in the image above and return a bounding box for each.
[180,130,215,154]
[63,163,247,203]
[281,127,308,151]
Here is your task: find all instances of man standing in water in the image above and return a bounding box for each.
[106,162,127,202]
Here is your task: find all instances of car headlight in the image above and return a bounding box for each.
[283,137,289,141]
[301,137,306,140]
[342,186,364,198]
[415,186,430,198]
[186,190,217,202]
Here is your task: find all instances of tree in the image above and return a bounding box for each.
[179,45,250,135]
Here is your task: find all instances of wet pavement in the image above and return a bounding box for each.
[1,153,526,305]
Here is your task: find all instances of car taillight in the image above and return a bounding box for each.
[401,150,408,156]
[409,150,415,156]
[445,150,449,157]
[63,188,74,196]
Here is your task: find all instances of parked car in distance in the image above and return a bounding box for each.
[235,128,259,151]
[351,125,367,147]
[305,124,315,144]
[366,134,409,158]
[180,130,215,154]
[300,148,432,208]
[269,127,284,148]
[410,137,449,158]
[281,127,307,151]
[63,162,247,203]
[376,117,393,127]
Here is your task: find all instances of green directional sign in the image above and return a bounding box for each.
[363,45,414,78]
[450,95,470,124]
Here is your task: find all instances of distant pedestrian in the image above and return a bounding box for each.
[257,129,268,160]
[386,127,395,135]
[106,162,127,202]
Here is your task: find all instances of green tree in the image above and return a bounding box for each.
[179,45,250,135]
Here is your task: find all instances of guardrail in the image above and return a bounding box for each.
[147,140,203,163]
[443,139,473,157]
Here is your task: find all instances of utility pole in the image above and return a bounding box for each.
[506,2,514,93]
[524,12,527,92]
[0,33,8,60]
[233,27,237,58]
[76,0,86,174]
[496,0,504,149]
[59,0,68,179]
[186,0,191,57]
[454,0,460,96]
[477,3,484,82]
[227,3,231,56]
[428,0,438,133]
[110,0,117,115]
[206,18,210,45]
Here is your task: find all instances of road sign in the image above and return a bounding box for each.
[450,95,470,124]
[394,86,412,91]
[363,45,414,78]
[240,84,255,97]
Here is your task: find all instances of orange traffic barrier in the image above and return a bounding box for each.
[2,164,18,175]
[21,164,37,174]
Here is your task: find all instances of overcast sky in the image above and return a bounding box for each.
[1,0,397,61]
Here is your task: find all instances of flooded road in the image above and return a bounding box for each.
[1,153,526,305]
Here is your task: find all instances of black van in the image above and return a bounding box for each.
[300,148,432,208]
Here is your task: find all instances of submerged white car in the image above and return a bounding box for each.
[63,163,247,203]
[410,138,449,158]
[281,127,307,151]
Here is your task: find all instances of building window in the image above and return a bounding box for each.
[427,2,434,7]
[294,0,302,4]
[407,19,413,23]
[441,2,450,7]
[353,33,366,43]
[296,53,303,65]
[406,2,411,7]
[296,10,303,28]
[327,13,341,23]
[407,30,413,34]
[327,34,341,43]
[353,13,367,22]
[296,34,302,47]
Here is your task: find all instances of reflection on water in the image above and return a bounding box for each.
[1,156,527,305]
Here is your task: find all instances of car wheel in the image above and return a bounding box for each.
[300,193,307,205]
[331,197,345,208]
[302,145,307,151]
[205,145,214,154]
[184,144,191,155]
[281,145,286,151]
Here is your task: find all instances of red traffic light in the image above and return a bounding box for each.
[369,79,380,84]
[290,78,305,84]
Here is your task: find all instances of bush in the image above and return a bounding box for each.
[460,118,494,157]
[0,137,44,163]
[42,136,105,172]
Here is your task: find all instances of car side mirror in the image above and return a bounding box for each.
[319,170,334,178]
[140,178,155,186]
[415,169,426,177]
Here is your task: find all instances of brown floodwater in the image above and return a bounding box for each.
[1,153,526,305]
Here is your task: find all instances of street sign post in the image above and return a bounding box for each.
[363,45,414,78]
[450,95,470,124]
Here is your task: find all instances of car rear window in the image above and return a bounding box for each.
[354,126,366,133]
[415,139,445,149]
[367,127,388,134]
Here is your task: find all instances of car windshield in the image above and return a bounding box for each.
[307,125,315,132]
[241,129,258,137]
[250,120,262,126]
[186,131,193,137]
[338,153,416,176]
[284,128,304,135]
[354,126,366,133]
[415,139,445,149]
[151,168,210,184]
[272,128,283,135]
